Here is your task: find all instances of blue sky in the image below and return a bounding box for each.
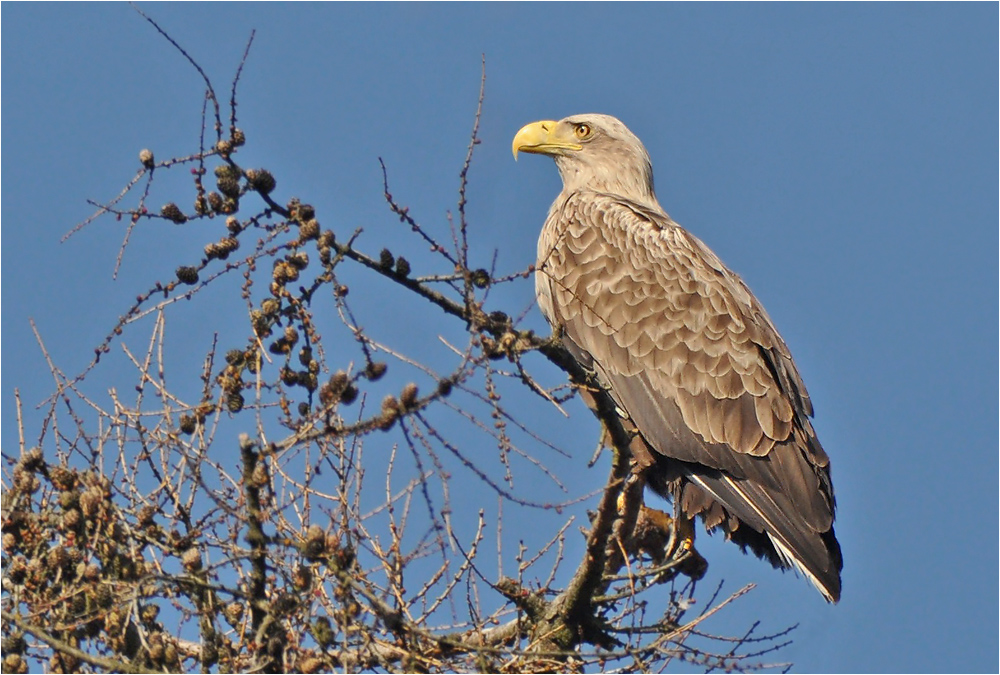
[3,4,997,673]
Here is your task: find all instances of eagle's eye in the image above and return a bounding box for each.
[574,124,592,140]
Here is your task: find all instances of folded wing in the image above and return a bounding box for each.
[536,192,842,601]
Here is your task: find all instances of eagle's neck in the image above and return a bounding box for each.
[553,155,659,210]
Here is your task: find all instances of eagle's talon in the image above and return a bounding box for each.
[617,465,646,515]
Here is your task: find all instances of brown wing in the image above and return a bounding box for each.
[536,191,842,600]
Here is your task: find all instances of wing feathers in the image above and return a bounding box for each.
[538,190,841,600]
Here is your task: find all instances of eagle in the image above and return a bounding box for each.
[512,114,842,602]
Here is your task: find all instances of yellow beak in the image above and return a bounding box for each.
[512,120,581,160]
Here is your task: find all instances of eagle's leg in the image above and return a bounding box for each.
[668,482,696,554]
[616,460,646,515]
[615,424,659,515]
[667,482,708,580]
[615,464,708,580]
[610,426,707,578]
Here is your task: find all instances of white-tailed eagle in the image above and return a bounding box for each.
[513,114,842,601]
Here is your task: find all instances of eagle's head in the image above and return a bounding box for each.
[513,114,657,206]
